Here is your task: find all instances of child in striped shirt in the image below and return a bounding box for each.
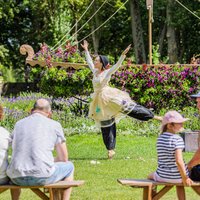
[148,111,193,199]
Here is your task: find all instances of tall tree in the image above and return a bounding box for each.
[0,0,72,80]
[166,0,178,63]
[91,1,101,54]
[130,0,146,63]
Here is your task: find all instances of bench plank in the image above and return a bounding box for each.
[0,180,84,189]
[0,180,84,200]
[118,179,153,187]
[118,179,200,187]
[45,181,84,188]
[118,179,200,200]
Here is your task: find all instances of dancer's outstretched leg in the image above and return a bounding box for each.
[127,104,154,121]
[101,122,116,159]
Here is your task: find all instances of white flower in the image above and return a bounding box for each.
[90,160,100,165]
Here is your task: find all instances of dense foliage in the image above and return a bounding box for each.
[34,63,200,111]
[112,64,200,110]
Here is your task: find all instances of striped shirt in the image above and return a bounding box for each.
[156,132,189,179]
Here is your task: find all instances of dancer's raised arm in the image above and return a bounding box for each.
[105,44,131,78]
[81,40,95,73]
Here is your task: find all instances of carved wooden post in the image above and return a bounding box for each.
[20,44,35,61]
[20,44,35,83]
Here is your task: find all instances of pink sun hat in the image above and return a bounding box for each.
[161,111,189,132]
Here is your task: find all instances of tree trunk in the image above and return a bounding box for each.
[91,1,100,54]
[166,0,178,63]
[130,0,146,64]
[158,23,166,56]
[178,30,185,62]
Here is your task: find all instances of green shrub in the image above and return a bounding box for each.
[32,63,200,112]
[39,67,92,98]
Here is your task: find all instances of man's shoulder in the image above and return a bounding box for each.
[36,114,62,128]
[15,114,62,128]
[47,117,62,127]
[15,115,30,126]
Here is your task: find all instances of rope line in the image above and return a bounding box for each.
[106,1,115,8]
[175,0,200,20]
[77,0,129,44]
[56,0,109,50]
[51,0,95,51]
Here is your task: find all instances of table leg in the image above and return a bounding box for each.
[152,186,173,200]
[143,186,152,200]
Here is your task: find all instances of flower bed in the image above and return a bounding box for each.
[1,92,200,135]
[112,64,200,109]
[35,63,200,111]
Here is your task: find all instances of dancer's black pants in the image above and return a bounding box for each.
[101,123,116,150]
[100,104,154,150]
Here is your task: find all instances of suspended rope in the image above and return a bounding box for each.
[77,0,129,44]
[175,0,200,20]
[106,1,115,8]
[51,0,95,51]
[55,0,109,50]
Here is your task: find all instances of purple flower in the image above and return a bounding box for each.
[189,87,194,93]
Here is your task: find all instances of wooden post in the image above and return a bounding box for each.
[143,186,152,200]
[148,7,152,65]
[75,19,78,49]
[146,0,153,65]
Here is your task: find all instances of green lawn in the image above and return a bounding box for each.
[1,134,199,200]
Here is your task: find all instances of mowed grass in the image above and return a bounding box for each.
[1,134,199,200]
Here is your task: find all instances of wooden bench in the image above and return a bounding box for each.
[118,179,200,200]
[0,180,84,200]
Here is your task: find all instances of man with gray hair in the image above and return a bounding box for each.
[7,98,74,200]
